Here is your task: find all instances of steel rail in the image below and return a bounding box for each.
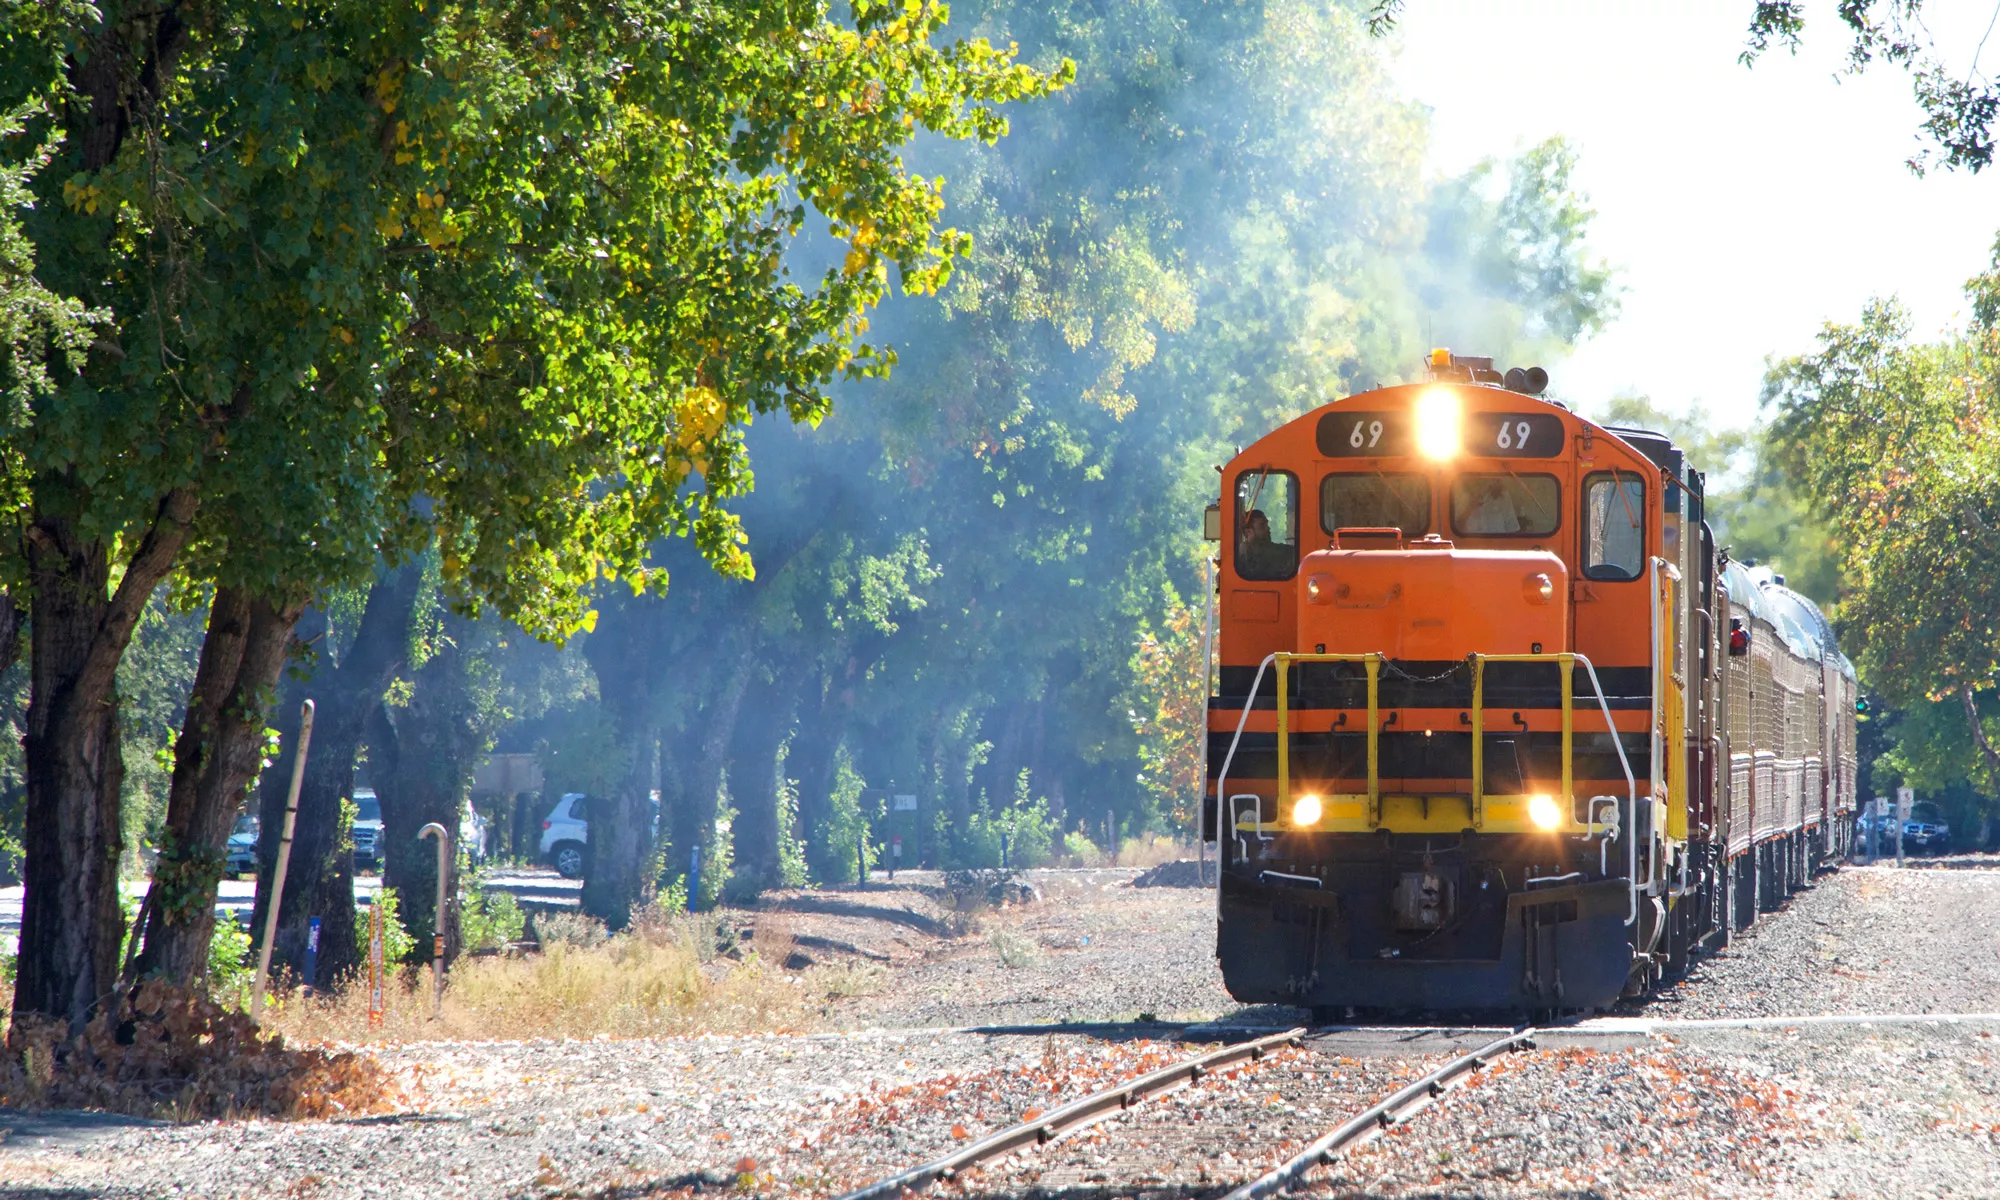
[1218,1028,1538,1200]
[832,1026,1307,1200]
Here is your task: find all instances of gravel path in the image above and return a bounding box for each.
[1656,859,2000,1020]
[6,858,2000,1199]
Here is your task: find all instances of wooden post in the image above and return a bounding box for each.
[251,699,314,1021]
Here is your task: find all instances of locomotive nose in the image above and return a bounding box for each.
[1298,542,1569,659]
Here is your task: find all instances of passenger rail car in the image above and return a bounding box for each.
[1204,352,1855,1016]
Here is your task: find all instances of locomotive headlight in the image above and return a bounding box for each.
[1527,793,1562,830]
[1415,388,1461,460]
[1292,794,1324,828]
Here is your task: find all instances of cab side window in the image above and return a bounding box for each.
[1583,472,1645,580]
[1234,468,1299,580]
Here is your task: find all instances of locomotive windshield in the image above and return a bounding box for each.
[1450,474,1559,536]
[1320,473,1429,538]
[1583,471,1645,579]
[1234,468,1298,579]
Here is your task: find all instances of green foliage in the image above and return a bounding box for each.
[810,751,875,885]
[934,792,1055,870]
[459,884,527,953]
[1420,138,1620,362]
[776,778,809,889]
[362,888,418,968]
[536,705,628,805]
[560,0,1619,885]
[0,96,99,434]
[1737,0,1999,174]
[1762,264,2000,807]
[653,875,688,917]
[1063,831,1102,867]
[206,917,253,1008]
[115,592,208,878]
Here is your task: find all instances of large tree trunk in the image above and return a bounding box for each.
[14,493,195,1029]
[131,589,301,985]
[249,562,423,989]
[787,674,846,884]
[578,598,665,931]
[672,654,754,908]
[369,618,487,966]
[726,668,803,897]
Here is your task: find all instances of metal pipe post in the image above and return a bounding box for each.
[418,822,449,1019]
[252,699,315,1020]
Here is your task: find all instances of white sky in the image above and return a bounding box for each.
[1389,0,2000,425]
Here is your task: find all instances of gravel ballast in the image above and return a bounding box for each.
[4,857,1998,1199]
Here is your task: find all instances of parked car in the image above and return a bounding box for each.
[540,792,589,879]
[1854,801,1953,855]
[352,787,384,870]
[1903,801,1953,855]
[226,813,259,878]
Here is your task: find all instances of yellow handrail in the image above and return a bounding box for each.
[1274,653,1382,822]
[1272,651,1580,829]
[1469,653,1575,823]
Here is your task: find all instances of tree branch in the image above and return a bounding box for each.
[1961,682,2000,786]
[58,486,198,726]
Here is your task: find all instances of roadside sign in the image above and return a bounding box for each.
[368,900,385,1027]
[893,794,918,811]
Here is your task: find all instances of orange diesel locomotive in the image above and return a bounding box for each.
[1204,352,1855,1016]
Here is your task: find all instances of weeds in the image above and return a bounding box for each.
[533,909,608,949]
[260,903,844,1044]
[989,927,1039,969]
[1115,834,1187,868]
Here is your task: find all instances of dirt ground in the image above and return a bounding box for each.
[4,859,2000,1199]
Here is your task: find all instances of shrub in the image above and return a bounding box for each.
[207,916,254,1008]
[357,888,416,967]
[1064,830,1102,866]
[460,887,526,953]
[989,927,1039,969]
[534,909,608,949]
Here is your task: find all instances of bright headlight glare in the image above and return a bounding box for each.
[1527,793,1562,830]
[1415,388,1461,460]
[1292,794,1324,827]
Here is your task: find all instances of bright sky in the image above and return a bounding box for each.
[1389,0,2000,425]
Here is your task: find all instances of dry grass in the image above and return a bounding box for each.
[1115,834,1189,867]
[1,981,403,1120]
[259,910,838,1045]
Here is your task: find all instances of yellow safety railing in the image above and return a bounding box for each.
[1468,653,1574,828]
[1262,650,1606,835]
[1274,653,1383,825]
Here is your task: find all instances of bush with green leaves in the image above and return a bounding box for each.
[358,889,417,967]
[459,887,527,954]
[206,918,253,1007]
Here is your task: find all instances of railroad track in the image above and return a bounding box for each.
[834,1026,1537,1200]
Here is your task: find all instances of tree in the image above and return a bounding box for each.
[1764,285,2000,794]
[4,0,1063,1022]
[589,0,1624,900]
